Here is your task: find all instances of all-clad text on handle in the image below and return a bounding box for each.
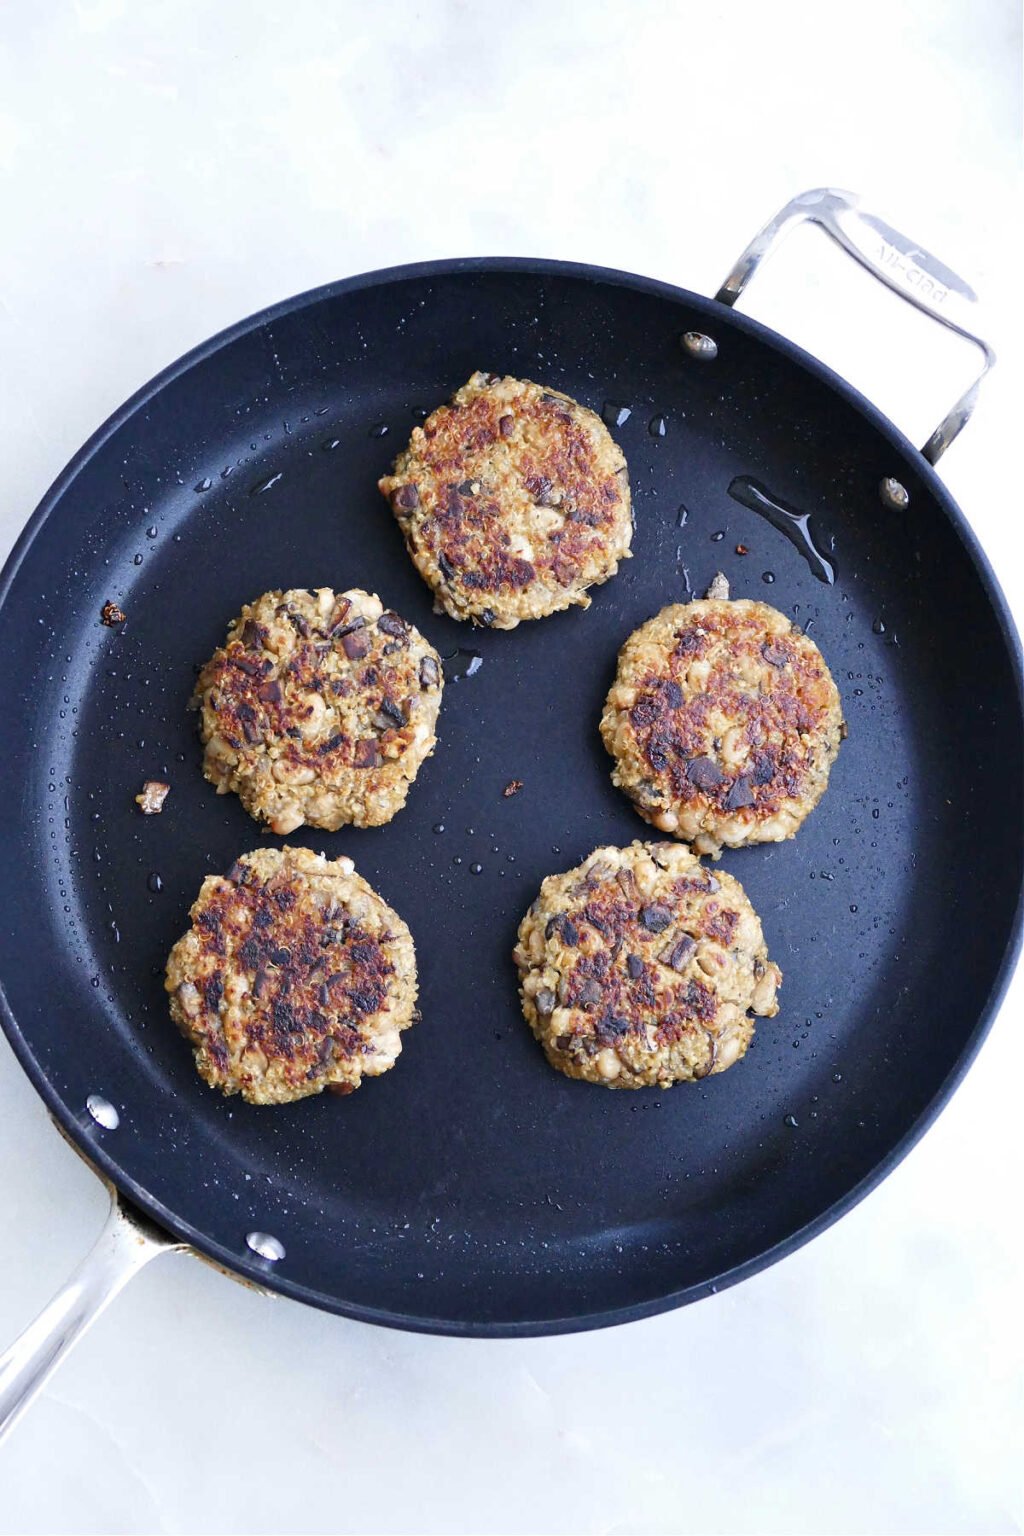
[715,187,994,465]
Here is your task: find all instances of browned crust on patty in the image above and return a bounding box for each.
[378,372,632,628]
[600,598,844,856]
[165,846,417,1104]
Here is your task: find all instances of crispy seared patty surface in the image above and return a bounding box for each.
[378,372,632,628]
[166,846,418,1104]
[193,587,443,833]
[601,596,844,856]
[514,841,781,1088]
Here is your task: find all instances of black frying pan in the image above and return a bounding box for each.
[0,191,1021,1429]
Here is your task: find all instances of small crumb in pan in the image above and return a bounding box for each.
[101,600,126,627]
[136,780,170,814]
[503,779,524,798]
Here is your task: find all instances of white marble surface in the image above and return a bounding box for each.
[0,3,1021,1533]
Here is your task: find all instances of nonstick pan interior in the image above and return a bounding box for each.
[0,261,1020,1334]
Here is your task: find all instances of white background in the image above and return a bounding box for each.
[0,3,1021,1533]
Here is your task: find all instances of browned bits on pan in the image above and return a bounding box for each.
[101,600,126,627]
[735,544,749,555]
[136,780,170,814]
[503,779,524,798]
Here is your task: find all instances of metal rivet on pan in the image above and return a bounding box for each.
[681,330,718,360]
[879,476,910,510]
[246,1231,286,1263]
[85,1094,120,1130]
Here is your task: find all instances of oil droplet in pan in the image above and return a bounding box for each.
[728,477,836,585]
[250,472,284,496]
[442,650,483,682]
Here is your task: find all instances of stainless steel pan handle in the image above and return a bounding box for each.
[715,187,995,464]
[0,1189,184,1444]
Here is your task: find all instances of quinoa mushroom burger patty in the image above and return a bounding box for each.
[193,587,443,833]
[515,841,781,1088]
[166,846,418,1104]
[378,371,632,628]
[601,583,845,856]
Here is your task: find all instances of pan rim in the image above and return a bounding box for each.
[1,255,1021,1336]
